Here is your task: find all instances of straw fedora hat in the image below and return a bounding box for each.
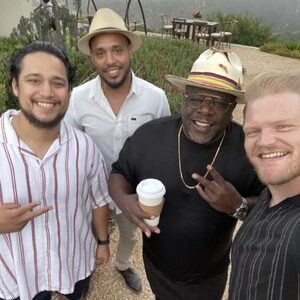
[166,49,245,103]
[78,8,142,55]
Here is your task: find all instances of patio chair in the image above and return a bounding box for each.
[172,18,188,39]
[210,19,238,49]
[161,15,173,37]
[194,21,209,45]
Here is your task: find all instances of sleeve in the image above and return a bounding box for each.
[64,93,83,130]
[111,135,138,188]
[158,91,171,117]
[88,141,112,208]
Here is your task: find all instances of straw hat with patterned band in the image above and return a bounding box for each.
[166,49,245,103]
[78,8,142,56]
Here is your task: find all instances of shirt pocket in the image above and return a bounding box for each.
[128,115,153,135]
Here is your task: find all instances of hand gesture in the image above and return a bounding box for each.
[192,165,242,214]
[95,244,110,267]
[121,194,160,238]
[0,201,52,233]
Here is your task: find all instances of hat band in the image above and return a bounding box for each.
[188,72,241,91]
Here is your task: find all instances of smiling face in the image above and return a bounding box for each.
[244,92,300,186]
[90,32,132,90]
[12,51,70,129]
[181,86,236,144]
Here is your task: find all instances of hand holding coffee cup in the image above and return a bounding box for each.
[136,179,166,227]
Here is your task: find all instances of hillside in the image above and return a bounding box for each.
[74,0,300,40]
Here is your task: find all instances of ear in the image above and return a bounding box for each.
[90,55,96,67]
[12,78,19,98]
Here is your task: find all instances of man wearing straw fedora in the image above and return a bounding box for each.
[65,8,170,293]
[108,48,264,299]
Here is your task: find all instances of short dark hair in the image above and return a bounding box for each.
[9,42,76,89]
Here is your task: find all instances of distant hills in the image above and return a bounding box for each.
[74,0,300,40]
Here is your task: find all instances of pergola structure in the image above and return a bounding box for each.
[86,0,147,35]
[124,0,147,35]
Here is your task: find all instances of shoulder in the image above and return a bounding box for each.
[63,121,99,149]
[133,115,180,137]
[134,76,166,96]
[71,77,98,100]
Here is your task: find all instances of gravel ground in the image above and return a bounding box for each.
[84,45,300,300]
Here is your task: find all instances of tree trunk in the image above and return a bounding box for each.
[52,0,66,51]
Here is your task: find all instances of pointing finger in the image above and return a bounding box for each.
[206,165,226,185]
[25,206,52,221]
[17,201,42,215]
[1,203,21,209]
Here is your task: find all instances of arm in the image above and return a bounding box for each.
[108,173,160,238]
[92,204,110,266]
[159,91,171,117]
[0,202,52,233]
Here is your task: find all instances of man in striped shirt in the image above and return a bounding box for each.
[0,42,111,300]
[229,72,300,300]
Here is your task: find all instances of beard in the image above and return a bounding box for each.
[255,162,300,186]
[20,104,66,129]
[101,67,131,89]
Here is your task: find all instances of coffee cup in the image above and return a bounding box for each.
[136,178,166,226]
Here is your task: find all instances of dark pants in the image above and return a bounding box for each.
[0,276,90,300]
[143,254,227,300]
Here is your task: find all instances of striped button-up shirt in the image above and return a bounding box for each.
[0,110,111,300]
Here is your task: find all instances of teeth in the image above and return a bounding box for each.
[37,102,54,108]
[194,120,210,127]
[107,68,118,74]
[261,152,288,159]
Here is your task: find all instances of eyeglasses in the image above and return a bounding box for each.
[184,93,235,112]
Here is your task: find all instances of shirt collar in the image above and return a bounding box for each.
[0,109,69,146]
[90,70,137,101]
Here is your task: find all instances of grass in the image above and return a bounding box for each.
[260,41,300,60]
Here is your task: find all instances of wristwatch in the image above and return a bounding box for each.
[97,235,110,245]
[230,197,248,221]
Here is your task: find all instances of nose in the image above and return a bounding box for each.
[39,82,53,98]
[257,128,276,146]
[105,51,115,64]
[196,99,214,114]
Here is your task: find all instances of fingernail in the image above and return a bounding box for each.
[191,173,197,179]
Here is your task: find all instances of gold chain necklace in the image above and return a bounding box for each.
[178,124,226,189]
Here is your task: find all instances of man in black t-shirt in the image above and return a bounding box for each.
[229,72,300,300]
[109,49,264,300]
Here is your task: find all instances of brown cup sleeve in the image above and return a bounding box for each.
[139,198,165,217]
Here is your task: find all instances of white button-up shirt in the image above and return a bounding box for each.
[64,72,170,211]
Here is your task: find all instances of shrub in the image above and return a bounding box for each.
[260,41,300,59]
[208,11,277,47]
[0,35,205,114]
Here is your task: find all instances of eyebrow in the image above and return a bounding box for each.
[24,74,67,82]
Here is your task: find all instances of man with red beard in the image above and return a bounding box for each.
[108,49,264,299]
[229,72,300,300]
[64,8,170,293]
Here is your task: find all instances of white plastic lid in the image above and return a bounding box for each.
[136,178,166,199]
